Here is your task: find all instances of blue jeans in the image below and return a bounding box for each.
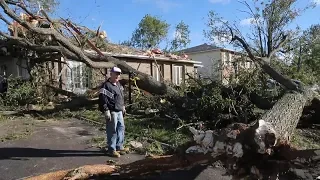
[106,111,125,152]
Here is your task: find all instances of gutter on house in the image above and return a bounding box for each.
[84,50,202,65]
[194,64,204,68]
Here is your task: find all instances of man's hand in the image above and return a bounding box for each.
[104,110,111,121]
[122,106,126,116]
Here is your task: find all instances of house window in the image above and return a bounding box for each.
[225,53,230,66]
[72,65,81,88]
[232,62,238,76]
[173,65,183,85]
[66,61,92,93]
[152,63,163,82]
[194,67,198,77]
[83,66,92,88]
[0,65,7,76]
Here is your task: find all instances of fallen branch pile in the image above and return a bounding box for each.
[24,88,320,179]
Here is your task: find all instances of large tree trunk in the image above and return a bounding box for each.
[260,91,308,143]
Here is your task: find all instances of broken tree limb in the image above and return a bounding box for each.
[24,153,212,180]
[228,27,299,92]
[0,0,178,96]
[45,84,77,97]
[31,97,99,114]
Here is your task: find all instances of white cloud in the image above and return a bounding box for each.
[240,17,263,26]
[212,34,232,46]
[240,18,255,26]
[313,0,320,6]
[132,0,180,12]
[209,0,231,4]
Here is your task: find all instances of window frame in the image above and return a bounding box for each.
[173,65,183,86]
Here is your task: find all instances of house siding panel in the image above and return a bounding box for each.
[125,60,151,76]
[185,64,195,79]
[163,63,171,82]
[186,51,222,81]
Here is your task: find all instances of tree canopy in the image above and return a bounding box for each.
[169,21,190,52]
[204,0,314,60]
[130,14,169,50]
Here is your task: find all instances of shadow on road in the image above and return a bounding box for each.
[0,147,106,160]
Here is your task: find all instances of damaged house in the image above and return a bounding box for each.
[0,44,202,94]
[179,43,255,84]
[0,13,202,94]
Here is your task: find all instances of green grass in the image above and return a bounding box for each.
[69,109,192,155]
[291,129,320,150]
[0,126,33,142]
[1,131,30,142]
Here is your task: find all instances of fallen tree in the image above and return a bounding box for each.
[2,0,320,179]
[0,0,179,96]
[25,93,320,179]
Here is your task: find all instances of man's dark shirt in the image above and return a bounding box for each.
[99,79,124,112]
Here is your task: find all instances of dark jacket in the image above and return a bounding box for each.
[98,79,124,112]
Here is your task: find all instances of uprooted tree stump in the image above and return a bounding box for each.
[25,90,320,180]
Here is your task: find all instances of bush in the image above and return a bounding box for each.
[0,77,38,108]
[129,69,278,130]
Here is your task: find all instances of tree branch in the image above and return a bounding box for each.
[0,13,11,25]
[228,27,299,91]
[5,0,38,19]
[0,0,179,96]
[267,34,289,58]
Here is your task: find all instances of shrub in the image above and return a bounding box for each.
[0,76,37,108]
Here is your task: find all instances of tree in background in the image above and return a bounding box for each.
[168,21,190,52]
[284,24,320,84]
[130,14,169,50]
[204,0,317,89]
[204,0,314,62]
[300,25,320,74]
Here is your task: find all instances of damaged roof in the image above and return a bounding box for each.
[178,43,221,54]
[85,42,202,64]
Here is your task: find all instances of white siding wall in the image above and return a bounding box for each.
[186,51,222,81]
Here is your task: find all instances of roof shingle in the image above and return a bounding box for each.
[178,43,221,54]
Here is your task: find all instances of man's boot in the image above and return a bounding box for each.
[117,147,130,155]
[107,150,121,158]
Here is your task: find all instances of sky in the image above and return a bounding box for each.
[51,0,320,49]
[2,0,320,49]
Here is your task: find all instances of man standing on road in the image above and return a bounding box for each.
[99,66,129,158]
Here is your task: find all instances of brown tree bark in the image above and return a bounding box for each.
[260,92,308,142]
